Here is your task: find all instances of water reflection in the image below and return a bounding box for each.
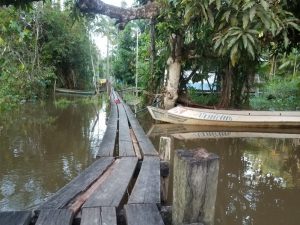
[137,110,300,225]
[0,96,107,211]
[180,138,300,225]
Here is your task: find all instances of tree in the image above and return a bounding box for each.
[3,0,299,109]
[112,23,136,85]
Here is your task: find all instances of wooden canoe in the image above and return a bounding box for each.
[147,106,300,128]
[55,88,95,95]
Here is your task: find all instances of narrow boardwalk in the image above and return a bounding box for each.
[0,89,164,225]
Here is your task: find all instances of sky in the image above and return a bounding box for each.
[93,0,134,56]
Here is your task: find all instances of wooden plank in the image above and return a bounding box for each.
[123,104,158,156]
[97,125,117,157]
[114,91,157,156]
[40,157,114,209]
[35,209,73,225]
[128,156,160,204]
[130,129,142,159]
[97,98,118,157]
[0,211,32,225]
[83,157,138,208]
[118,104,135,157]
[81,207,117,225]
[125,204,165,225]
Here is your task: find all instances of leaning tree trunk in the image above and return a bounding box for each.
[218,62,233,108]
[163,34,183,109]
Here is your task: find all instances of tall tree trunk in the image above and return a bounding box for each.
[163,34,183,109]
[148,18,157,94]
[218,62,233,108]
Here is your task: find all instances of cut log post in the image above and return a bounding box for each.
[173,148,219,225]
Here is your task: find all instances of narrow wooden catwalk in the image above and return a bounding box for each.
[0,90,164,225]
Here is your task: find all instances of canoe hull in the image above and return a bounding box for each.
[55,88,95,95]
[147,106,300,128]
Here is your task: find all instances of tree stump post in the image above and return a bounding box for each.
[173,148,219,225]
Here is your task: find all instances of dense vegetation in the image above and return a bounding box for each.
[1,0,300,110]
[0,2,97,111]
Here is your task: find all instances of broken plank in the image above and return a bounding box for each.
[128,156,160,204]
[125,204,165,225]
[0,211,32,225]
[35,209,73,225]
[83,157,138,208]
[40,157,114,209]
[80,207,117,225]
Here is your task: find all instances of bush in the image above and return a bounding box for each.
[188,87,219,106]
[250,76,300,110]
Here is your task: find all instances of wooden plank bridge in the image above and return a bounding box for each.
[0,90,164,225]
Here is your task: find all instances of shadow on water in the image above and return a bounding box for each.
[0,95,108,211]
[135,107,300,225]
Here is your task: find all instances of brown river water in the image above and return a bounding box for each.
[137,108,300,225]
[0,95,108,211]
[1,99,300,225]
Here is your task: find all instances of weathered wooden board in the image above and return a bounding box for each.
[97,97,118,157]
[80,207,117,225]
[40,157,114,209]
[128,156,160,204]
[0,211,32,225]
[118,104,135,157]
[125,204,165,225]
[83,157,138,208]
[97,125,117,157]
[35,209,73,225]
[122,103,158,156]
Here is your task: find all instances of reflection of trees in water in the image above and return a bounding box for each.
[0,97,106,210]
[215,138,300,225]
[174,137,300,225]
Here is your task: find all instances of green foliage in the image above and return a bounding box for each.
[112,23,137,85]
[250,76,300,110]
[0,3,97,111]
[0,6,55,111]
[188,87,219,106]
[40,4,96,89]
[54,98,73,109]
[213,0,300,66]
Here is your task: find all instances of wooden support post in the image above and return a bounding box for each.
[159,136,173,161]
[159,136,173,203]
[173,148,219,225]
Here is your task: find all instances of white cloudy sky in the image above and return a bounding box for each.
[93,0,135,56]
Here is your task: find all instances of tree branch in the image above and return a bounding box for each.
[76,0,160,25]
[0,0,40,7]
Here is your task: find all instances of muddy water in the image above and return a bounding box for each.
[137,110,300,225]
[0,96,107,211]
